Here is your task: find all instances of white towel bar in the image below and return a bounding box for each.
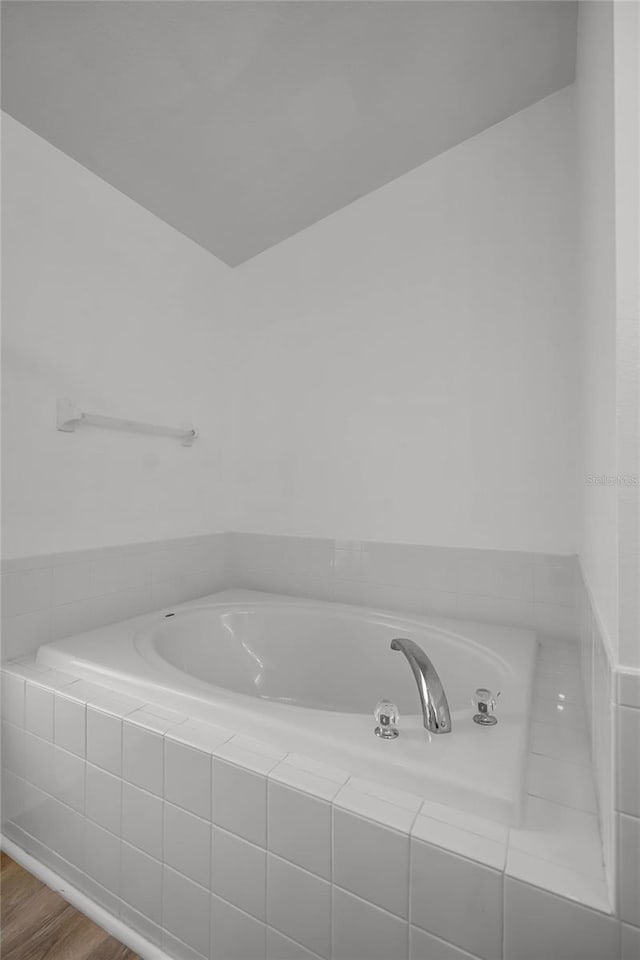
[56,399,197,446]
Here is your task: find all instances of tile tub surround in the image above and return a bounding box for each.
[227,534,579,642]
[578,563,640,931]
[1,533,229,661]
[0,655,626,960]
[2,532,578,665]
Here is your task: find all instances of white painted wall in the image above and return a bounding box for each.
[612,0,640,670]
[1,114,237,559]
[232,88,579,554]
[2,86,583,570]
[575,0,640,669]
[575,1,627,665]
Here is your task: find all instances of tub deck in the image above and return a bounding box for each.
[35,589,537,825]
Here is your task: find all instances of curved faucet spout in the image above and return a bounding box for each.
[391,638,452,734]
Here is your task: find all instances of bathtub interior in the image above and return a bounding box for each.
[143,603,511,715]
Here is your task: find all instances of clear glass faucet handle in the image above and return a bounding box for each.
[472,688,500,725]
[374,699,400,739]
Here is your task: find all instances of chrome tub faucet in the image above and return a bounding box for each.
[390,638,452,734]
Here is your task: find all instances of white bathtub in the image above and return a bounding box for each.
[36,589,537,824]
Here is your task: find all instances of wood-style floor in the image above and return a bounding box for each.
[0,852,138,960]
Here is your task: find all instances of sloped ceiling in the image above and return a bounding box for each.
[1,1,577,266]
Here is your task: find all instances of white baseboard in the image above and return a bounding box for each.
[1,835,172,960]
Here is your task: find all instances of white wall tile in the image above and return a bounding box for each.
[334,808,409,918]
[162,931,206,960]
[267,855,331,959]
[411,839,502,960]
[15,780,49,841]
[122,781,163,859]
[165,739,211,819]
[418,799,508,845]
[618,813,640,925]
[54,693,86,757]
[211,894,266,960]
[83,877,120,918]
[419,545,460,595]
[457,551,534,602]
[45,796,85,869]
[421,589,459,618]
[164,802,210,888]
[52,561,93,605]
[269,756,348,801]
[362,582,425,616]
[617,707,640,817]
[23,730,54,793]
[33,669,78,692]
[332,546,365,582]
[89,692,143,718]
[509,796,603,880]
[333,887,408,960]
[120,903,162,949]
[214,736,284,775]
[25,684,54,741]
[84,819,120,894]
[535,670,584,705]
[2,567,52,617]
[346,778,422,815]
[85,763,121,835]
[1,770,24,825]
[151,577,192,610]
[411,815,505,871]
[618,672,640,709]
[12,818,81,887]
[532,696,586,730]
[213,759,267,847]
[410,926,479,960]
[283,537,333,579]
[268,780,331,879]
[167,718,232,754]
[621,923,640,960]
[122,721,163,795]
[1,610,51,660]
[541,637,581,667]
[2,555,53,575]
[51,588,152,643]
[360,543,408,589]
[1,673,25,726]
[212,826,266,920]
[120,841,162,925]
[126,706,182,735]
[534,602,578,641]
[59,679,105,704]
[526,753,597,813]
[534,562,576,606]
[90,553,151,597]
[163,866,210,958]
[333,784,416,834]
[456,594,535,630]
[86,707,122,776]
[530,718,591,766]
[150,546,186,583]
[19,790,79,868]
[505,848,610,915]
[2,721,24,777]
[503,877,619,960]
[53,746,85,813]
[266,928,319,960]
